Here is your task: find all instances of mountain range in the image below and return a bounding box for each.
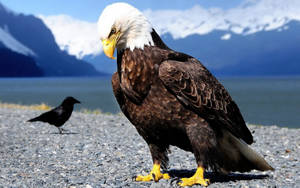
[1,1,300,77]
[84,20,300,76]
[39,0,300,77]
[165,21,300,76]
[0,3,103,77]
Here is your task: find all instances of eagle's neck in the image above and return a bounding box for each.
[118,27,169,52]
[116,29,170,86]
[116,29,169,73]
[117,17,154,51]
[150,29,170,50]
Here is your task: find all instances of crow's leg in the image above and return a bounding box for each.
[58,127,63,134]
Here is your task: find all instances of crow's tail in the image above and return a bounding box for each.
[27,117,40,122]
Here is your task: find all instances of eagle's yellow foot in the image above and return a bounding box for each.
[135,164,170,182]
[178,166,210,187]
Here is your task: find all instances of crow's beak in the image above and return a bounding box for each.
[75,99,81,104]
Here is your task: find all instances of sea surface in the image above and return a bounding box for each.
[0,77,299,128]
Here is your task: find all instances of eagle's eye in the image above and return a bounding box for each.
[109,28,116,37]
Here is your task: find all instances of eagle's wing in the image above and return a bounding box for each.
[159,59,253,144]
[112,72,131,120]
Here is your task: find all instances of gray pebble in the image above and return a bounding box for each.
[0,108,299,187]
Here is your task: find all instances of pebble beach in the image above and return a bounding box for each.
[0,107,299,187]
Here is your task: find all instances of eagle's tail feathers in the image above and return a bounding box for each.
[219,130,274,172]
[233,134,274,171]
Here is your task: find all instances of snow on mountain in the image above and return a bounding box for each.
[40,0,300,59]
[0,1,102,77]
[0,25,35,56]
[145,0,300,38]
[38,15,101,59]
[221,33,231,40]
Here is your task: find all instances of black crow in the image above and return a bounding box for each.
[28,96,80,134]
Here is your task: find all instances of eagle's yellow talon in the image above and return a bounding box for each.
[135,174,153,182]
[178,166,210,187]
[162,173,171,180]
[178,177,210,187]
[135,164,170,182]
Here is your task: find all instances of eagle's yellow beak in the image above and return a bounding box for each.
[101,32,120,60]
[102,39,116,59]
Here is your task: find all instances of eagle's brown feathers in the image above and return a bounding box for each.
[159,59,253,144]
[111,30,273,173]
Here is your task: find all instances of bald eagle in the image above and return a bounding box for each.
[98,3,273,186]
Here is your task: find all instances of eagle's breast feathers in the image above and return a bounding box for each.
[118,46,164,104]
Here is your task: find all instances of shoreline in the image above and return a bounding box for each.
[0,102,112,115]
[0,102,297,129]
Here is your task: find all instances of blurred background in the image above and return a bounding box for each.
[0,0,299,128]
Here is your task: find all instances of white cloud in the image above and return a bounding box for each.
[38,15,101,59]
[39,0,300,58]
[0,25,35,56]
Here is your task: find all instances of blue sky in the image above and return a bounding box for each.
[1,0,244,22]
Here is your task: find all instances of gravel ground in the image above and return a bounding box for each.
[0,107,299,188]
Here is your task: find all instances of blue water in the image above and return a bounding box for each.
[0,77,299,128]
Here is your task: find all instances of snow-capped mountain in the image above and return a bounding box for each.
[39,0,300,76]
[0,3,33,56]
[0,26,35,56]
[0,3,42,77]
[144,0,300,38]
[40,0,300,57]
[0,2,102,77]
[39,14,100,59]
[83,20,300,76]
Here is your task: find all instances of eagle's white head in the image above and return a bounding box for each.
[97,3,154,59]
